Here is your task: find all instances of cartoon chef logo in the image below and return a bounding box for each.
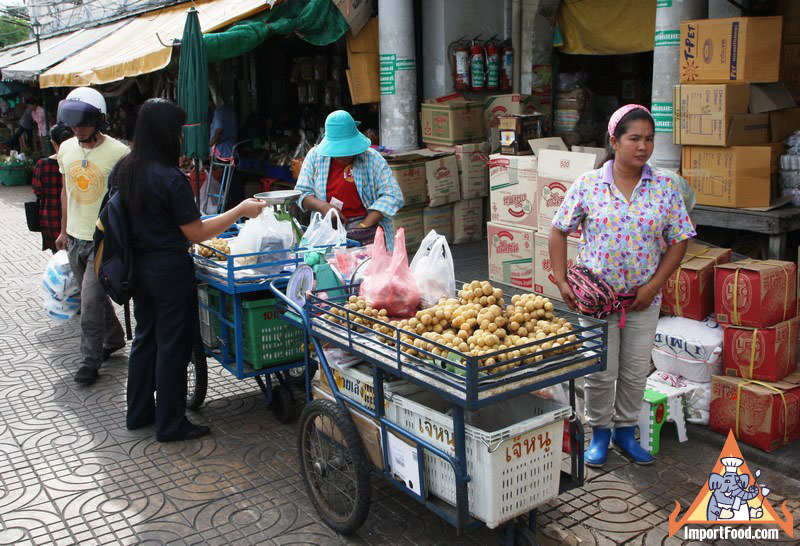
[668,430,794,537]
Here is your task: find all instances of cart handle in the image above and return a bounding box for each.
[269,279,308,327]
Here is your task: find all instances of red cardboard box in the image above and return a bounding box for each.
[661,242,732,320]
[714,260,797,328]
[722,317,799,382]
[709,373,800,452]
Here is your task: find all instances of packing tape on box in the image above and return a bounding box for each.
[731,261,790,326]
[740,325,792,380]
[735,379,789,445]
[672,247,715,316]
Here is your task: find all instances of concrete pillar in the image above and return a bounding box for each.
[650,0,706,171]
[379,0,418,152]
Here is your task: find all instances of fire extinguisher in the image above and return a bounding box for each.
[500,40,513,92]
[448,37,470,91]
[485,36,500,90]
[470,37,486,91]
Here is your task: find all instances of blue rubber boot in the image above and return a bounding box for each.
[612,426,654,465]
[584,427,611,468]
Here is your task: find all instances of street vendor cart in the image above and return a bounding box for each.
[270,277,608,545]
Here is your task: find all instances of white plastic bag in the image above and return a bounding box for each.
[410,230,455,308]
[229,209,296,275]
[42,250,80,321]
[301,208,347,248]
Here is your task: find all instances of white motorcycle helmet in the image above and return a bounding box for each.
[57,87,107,140]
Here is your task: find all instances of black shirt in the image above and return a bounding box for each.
[130,163,200,253]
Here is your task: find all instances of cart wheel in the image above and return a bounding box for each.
[513,523,538,546]
[288,361,319,387]
[187,343,208,411]
[271,385,294,424]
[298,399,370,535]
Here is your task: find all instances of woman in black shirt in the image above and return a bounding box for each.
[114,99,265,442]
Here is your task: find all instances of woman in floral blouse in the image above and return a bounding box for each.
[31,123,73,252]
[548,104,696,467]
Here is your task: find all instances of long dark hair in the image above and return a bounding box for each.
[115,98,186,213]
[606,108,655,159]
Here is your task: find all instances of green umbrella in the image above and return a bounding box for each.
[177,7,208,202]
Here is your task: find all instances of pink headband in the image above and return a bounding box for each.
[607,104,651,138]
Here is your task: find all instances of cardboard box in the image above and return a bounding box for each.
[427,142,489,199]
[782,43,800,99]
[679,16,783,84]
[421,94,484,145]
[346,53,379,105]
[529,137,568,156]
[672,84,770,146]
[489,154,538,229]
[484,94,539,151]
[571,146,608,168]
[487,222,535,290]
[661,242,733,321]
[769,107,800,142]
[422,204,454,243]
[452,198,483,244]
[714,260,797,328]
[681,145,778,208]
[533,233,578,300]
[722,317,799,382]
[387,155,427,206]
[419,151,461,207]
[498,114,544,155]
[709,372,800,452]
[387,207,424,252]
[536,149,597,238]
[749,83,796,113]
[333,0,372,36]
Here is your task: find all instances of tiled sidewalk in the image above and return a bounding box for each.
[1,184,798,545]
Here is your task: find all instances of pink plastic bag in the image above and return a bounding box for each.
[359,227,420,318]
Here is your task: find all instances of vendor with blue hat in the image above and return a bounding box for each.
[296,110,404,248]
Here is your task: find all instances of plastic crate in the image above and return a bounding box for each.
[0,164,29,186]
[232,295,304,369]
[197,285,220,349]
[392,390,569,529]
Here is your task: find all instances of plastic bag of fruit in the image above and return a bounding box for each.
[359,227,420,318]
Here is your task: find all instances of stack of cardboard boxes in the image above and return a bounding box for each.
[708,259,800,451]
[676,16,796,209]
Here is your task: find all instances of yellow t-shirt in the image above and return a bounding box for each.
[58,135,129,241]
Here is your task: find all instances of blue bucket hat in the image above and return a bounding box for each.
[316,110,371,157]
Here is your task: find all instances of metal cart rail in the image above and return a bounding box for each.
[270,280,608,544]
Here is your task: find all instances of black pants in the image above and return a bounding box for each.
[127,252,197,439]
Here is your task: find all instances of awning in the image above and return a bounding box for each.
[39,0,271,89]
[556,0,656,55]
[2,21,130,82]
[0,32,77,70]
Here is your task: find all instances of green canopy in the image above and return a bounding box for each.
[178,7,209,160]
[204,0,350,63]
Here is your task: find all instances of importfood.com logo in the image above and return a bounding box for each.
[668,431,794,541]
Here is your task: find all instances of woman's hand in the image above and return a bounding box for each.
[236,198,268,219]
[631,282,660,311]
[555,279,577,310]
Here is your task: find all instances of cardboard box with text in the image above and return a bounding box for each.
[487,222,536,290]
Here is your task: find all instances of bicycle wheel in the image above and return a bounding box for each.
[271,385,294,424]
[187,343,208,411]
[298,399,370,534]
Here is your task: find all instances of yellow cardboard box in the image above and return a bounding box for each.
[679,16,782,84]
[420,95,484,146]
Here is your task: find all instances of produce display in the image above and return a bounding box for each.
[327,280,579,373]
[195,238,230,259]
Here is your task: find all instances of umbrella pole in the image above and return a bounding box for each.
[194,157,202,206]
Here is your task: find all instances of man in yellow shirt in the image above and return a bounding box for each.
[55,87,130,386]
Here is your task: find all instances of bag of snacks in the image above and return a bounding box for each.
[359,227,420,318]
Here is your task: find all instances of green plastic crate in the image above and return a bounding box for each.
[207,290,303,370]
[0,164,30,186]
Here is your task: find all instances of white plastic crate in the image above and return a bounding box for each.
[197,285,218,349]
[392,390,569,529]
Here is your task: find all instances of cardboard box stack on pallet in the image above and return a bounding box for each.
[676,16,798,209]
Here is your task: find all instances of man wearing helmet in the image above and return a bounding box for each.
[55,87,130,386]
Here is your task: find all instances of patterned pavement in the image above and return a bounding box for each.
[1,183,799,545]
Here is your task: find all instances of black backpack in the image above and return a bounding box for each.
[94,189,133,338]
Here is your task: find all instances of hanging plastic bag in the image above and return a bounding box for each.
[229,208,297,275]
[359,227,420,318]
[410,230,456,308]
[42,250,80,321]
[301,209,347,249]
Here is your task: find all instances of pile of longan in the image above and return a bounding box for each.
[325,281,580,374]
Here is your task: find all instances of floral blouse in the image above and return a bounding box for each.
[552,160,696,305]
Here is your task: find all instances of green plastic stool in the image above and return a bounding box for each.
[637,382,688,455]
